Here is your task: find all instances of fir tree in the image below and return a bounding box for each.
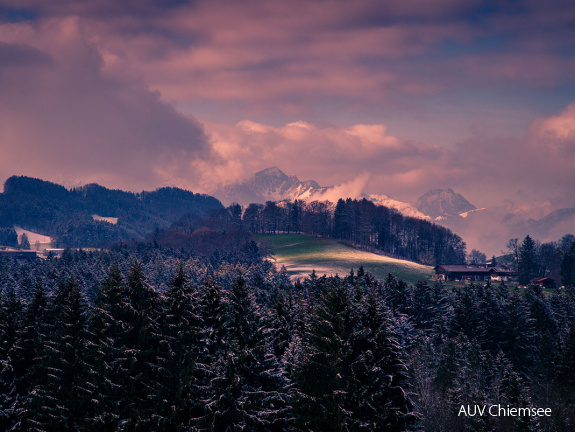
[493,353,538,432]
[84,263,127,431]
[560,242,575,287]
[0,358,19,431]
[556,323,575,418]
[121,261,162,431]
[525,287,560,380]
[346,289,416,431]
[518,235,538,285]
[157,263,201,431]
[500,294,535,373]
[268,292,292,361]
[0,287,22,431]
[381,273,413,317]
[10,279,47,397]
[0,286,21,361]
[450,286,482,341]
[293,279,352,431]
[25,278,90,432]
[86,262,161,431]
[197,276,292,431]
[552,322,575,430]
[18,233,30,250]
[191,271,229,429]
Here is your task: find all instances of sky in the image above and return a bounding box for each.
[1,0,575,220]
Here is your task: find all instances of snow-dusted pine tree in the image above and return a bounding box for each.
[0,286,22,430]
[195,275,292,431]
[24,278,90,432]
[156,263,202,430]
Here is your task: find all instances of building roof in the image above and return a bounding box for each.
[532,277,554,283]
[435,265,517,275]
[435,265,497,274]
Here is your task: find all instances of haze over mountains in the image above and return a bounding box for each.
[416,189,575,256]
[215,167,575,256]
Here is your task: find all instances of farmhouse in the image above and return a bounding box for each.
[434,265,517,282]
[531,276,556,289]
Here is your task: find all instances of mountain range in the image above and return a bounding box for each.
[214,167,428,219]
[215,167,328,206]
[214,167,575,256]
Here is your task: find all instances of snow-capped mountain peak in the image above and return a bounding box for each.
[215,167,326,206]
[416,188,476,219]
[214,167,428,219]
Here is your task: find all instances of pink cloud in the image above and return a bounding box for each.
[25,0,479,111]
[1,0,570,129]
[191,101,575,212]
[191,119,444,202]
[530,103,575,151]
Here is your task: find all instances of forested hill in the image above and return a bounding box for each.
[0,176,223,247]
[240,198,467,265]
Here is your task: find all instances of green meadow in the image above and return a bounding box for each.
[256,233,433,285]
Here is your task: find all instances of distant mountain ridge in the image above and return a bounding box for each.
[416,188,476,219]
[215,167,427,218]
[216,167,329,206]
[526,207,575,238]
[218,169,574,257]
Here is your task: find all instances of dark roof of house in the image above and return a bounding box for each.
[435,265,496,274]
[532,277,554,283]
[0,250,38,258]
[435,265,517,275]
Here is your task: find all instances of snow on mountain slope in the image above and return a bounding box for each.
[365,194,430,219]
[216,167,330,205]
[215,167,428,219]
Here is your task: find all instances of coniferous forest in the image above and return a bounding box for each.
[0,241,574,431]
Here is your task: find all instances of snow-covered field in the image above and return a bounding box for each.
[92,215,119,224]
[14,226,53,247]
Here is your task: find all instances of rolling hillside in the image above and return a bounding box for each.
[257,233,433,285]
[0,176,224,247]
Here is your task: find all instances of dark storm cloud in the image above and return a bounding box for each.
[0,41,50,66]
[4,0,570,122]
[0,18,209,191]
[0,0,190,19]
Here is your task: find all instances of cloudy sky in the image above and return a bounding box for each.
[1,0,574,216]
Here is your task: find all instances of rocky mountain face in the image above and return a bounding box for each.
[413,187,575,256]
[215,167,328,206]
[416,188,476,219]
